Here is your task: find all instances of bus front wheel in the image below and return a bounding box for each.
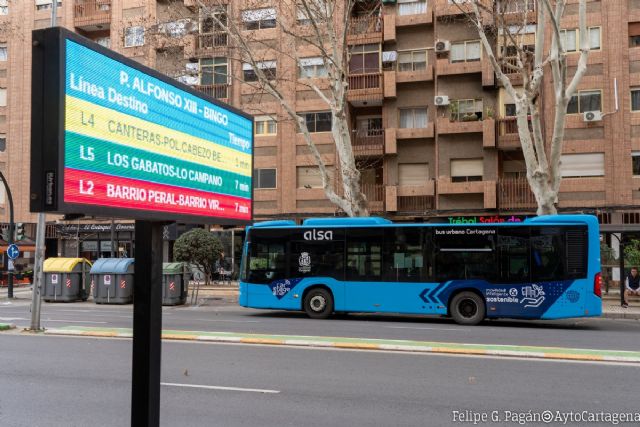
[450,291,485,326]
[303,288,334,319]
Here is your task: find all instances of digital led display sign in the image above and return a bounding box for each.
[31,28,253,224]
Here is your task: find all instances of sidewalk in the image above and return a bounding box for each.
[2,283,640,320]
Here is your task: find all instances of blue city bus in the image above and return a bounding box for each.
[238,215,601,325]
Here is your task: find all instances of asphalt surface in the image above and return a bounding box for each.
[1,298,640,352]
[0,334,639,427]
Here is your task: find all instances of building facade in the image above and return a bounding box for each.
[1,0,640,244]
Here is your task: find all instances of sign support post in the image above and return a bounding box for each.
[131,220,163,427]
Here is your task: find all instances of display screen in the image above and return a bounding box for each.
[63,39,252,221]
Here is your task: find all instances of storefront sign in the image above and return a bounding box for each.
[443,215,528,224]
[31,28,253,224]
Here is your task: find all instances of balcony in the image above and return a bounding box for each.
[352,130,384,157]
[347,15,383,45]
[499,57,524,86]
[386,182,436,213]
[434,0,492,20]
[437,116,495,137]
[362,183,385,213]
[497,117,529,150]
[194,84,230,103]
[438,179,497,209]
[196,31,229,56]
[347,73,383,103]
[498,0,537,24]
[498,177,536,210]
[74,0,111,30]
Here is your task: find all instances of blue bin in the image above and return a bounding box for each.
[90,258,135,304]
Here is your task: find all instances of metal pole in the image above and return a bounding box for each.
[110,218,115,257]
[620,240,625,306]
[51,0,57,26]
[0,170,14,298]
[132,220,163,427]
[29,213,45,330]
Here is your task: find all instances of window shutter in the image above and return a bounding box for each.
[451,159,483,177]
[242,8,276,22]
[630,22,640,37]
[560,153,605,177]
[0,88,6,106]
[399,163,429,185]
[299,57,324,66]
[35,0,53,6]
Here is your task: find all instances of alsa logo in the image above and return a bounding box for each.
[303,229,333,241]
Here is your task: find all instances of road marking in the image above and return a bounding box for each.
[0,317,27,321]
[161,382,279,394]
[384,326,464,332]
[44,319,108,324]
[195,318,260,323]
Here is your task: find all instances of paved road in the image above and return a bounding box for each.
[0,334,639,427]
[1,298,640,352]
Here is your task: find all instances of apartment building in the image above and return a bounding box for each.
[1,0,640,259]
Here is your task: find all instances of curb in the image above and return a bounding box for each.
[40,326,640,364]
[602,311,640,320]
[0,323,16,331]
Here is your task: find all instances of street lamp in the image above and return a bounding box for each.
[0,169,15,299]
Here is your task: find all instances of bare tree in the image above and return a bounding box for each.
[456,0,590,215]
[160,0,378,217]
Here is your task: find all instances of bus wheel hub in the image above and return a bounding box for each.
[310,295,326,311]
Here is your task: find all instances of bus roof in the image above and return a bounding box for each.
[250,214,597,229]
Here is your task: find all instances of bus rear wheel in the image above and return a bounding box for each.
[303,288,334,319]
[450,292,485,326]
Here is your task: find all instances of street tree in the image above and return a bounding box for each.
[173,228,223,286]
[455,0,591,215]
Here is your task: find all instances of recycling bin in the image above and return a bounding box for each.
[43,258,92,302]
[90,258,135,304]
[162,262,188,306]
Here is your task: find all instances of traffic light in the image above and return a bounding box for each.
[0,226,8,242]
[15,223,24,241]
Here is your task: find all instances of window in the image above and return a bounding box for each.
[398,0,427,16]
[382,227,429,282]
[450,40,481,63]
[434,227,497,281]
[346,228,382,281]
[399,163,429,185]
[630,22,640,47]
[255,115,277,136]
[254,168,277,189]
[243,61,276,82]
[632,152,640,176]
[632,88,640,112]
[399,107,427,128]
[289,233,345,280]
[497,228,530,283]
[355,116,383,137]
[297,166,333,188]
[349,44,380,74]
[124,26,145,48]
[200,57,228,85]
[451,158,483,182]
[530,228,565,281]
[0,43,6,61]
[299,57,327,78]
[297,0,327,25]
[589,27,601,50]
[502,160,527,179]
[0,134,5,152]
[0,0,7,15]
[397,50,427,72]
[242,8,276,30]
[560,153,605,178]
[450,98,483,121]
[560,29,577,52]
[0,88,6,107]
[246,229,286,284]
[566,90,602,114]
[302,111,332,133]
[504,103,517,117]
[35,0,61,11]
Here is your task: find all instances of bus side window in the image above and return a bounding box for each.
[383,227,427,282]
[530,228,565,281]
[433,228,497,281]
[497,227,530,283]
[346,228,383,281]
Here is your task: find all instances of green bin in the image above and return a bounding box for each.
[162,262,188,306]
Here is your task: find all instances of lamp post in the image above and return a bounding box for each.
[0,169,15,299]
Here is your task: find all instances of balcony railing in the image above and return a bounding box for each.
[498,177,536,210]
[348,73,381,91]
[74,0,111,27]
[361,183,384,212]
[348,15,382,36]
[499,0,536,14]
[194,84,229,100]
[352,130,384,157]
[198,31,228,50]
[398,195,435,212]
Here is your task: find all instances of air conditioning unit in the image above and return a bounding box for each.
[435,40,450,53]
[435,95,450,106]
[583,111,603,122]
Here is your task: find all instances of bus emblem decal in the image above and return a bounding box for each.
[303,229,333,241]
[520,284,546,308]
[298,252,311,273]
[269,278,303,299]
